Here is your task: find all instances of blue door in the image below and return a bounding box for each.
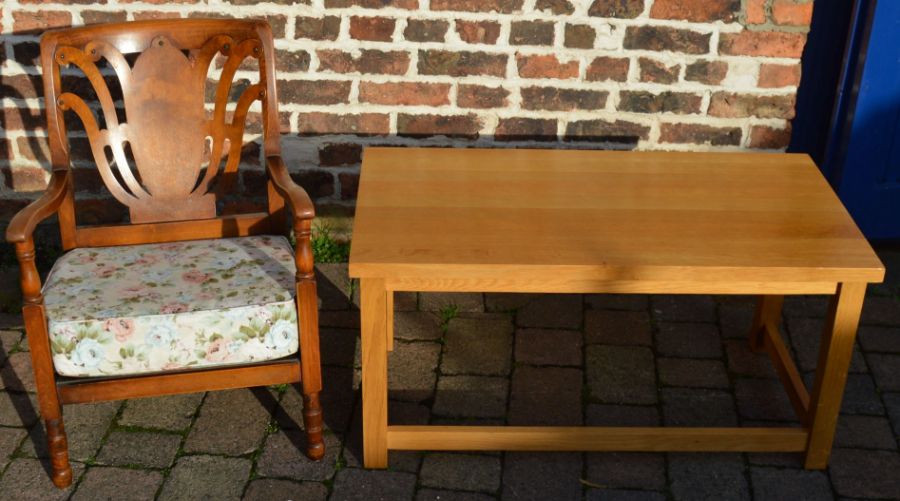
[824,0,900,239]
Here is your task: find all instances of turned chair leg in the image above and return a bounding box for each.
[44,417,73,488]
[298,275,325,460]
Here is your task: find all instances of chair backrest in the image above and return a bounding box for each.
[40,19,283,247]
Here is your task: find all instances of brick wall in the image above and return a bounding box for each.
[0,0,813,222]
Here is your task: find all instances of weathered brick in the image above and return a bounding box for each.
[317,49,409,75]
[517,54,579,79]
[457,84,509,109]
[521,87,608,111]
[650,0,740,22]
[339,172,359,199]
[719,31,807,58]
[275,49,311,73]
[749,125,792,149]
[586,56,630,82]
[290,170,334,199]
[397,114,481,139]
[295,16,341,41]
[2,166,47,191]
[455,20,501,44]
[619,91,702,114]
[16,136,50,163]
[495,118,557,142]
[278,79,351,105]
[133,11,181,20]
[418,50,507,77]
[685,60,729,85]
[319,143,363,167]
[772,0,814,26]
[565,120,650,145]
[431,0,523,13]
[564,24,595,49]
[82,10,127,25]
[660,123,742,146]
[1,75,40,100]
[758,63,801,88]
[350,16,396,42]
[639,57,680,84]
[589,0,645,19]
[359,82,451,106]
[404,19,448,42]
[13,11,71,33]
[11,42,40,68]
[746,0,767,24]
[510,20,555,46]
[297,113,390,136]
[536,0,575,15]
[708,92,796,119]
[625,26,711,54]
[326,0,418,7]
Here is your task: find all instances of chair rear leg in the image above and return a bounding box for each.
[297,277,325,460]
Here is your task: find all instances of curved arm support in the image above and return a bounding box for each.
[266,155,315,221]
[6,169,71,245]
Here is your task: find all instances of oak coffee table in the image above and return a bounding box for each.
[348,147,884,469]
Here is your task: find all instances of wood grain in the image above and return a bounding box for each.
[360,278,389,468]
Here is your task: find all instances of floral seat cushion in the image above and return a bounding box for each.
[43,235,299,377]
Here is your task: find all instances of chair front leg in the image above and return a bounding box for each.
[295,219,325,461]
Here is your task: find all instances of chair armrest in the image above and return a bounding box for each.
[5,169,70,244]
[266,155,315,221]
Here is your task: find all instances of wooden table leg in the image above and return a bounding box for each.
[360,278,389,468]
[804,282,866,469]
[749,295,784,353]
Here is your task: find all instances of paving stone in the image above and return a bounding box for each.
[0,426,26,466]
[20,401,120,461]
[860,296,900,326]
[651,295,717,323]
[441,315,513,376]
[657,358,729,388]
[586,452,666,490]
[484,292,541,312]
[749,466,833,501]
[834,415,896,449]
[158,455,250,501]
[516,294,582,329]
[256,430,340,481]
[585,294,649,311]
[343,403,423,473]
[274,367,353,434]
[716,298,756,339]
[0,330,22,365]
[662,388,737,426]
[330,468,417,501]
[316,263,353,310]
[508,366,582,425]
[420,292,484,313]
[585,404,660,426]
[783,295,829,318]
[724,340,776,378]
[837,373,885,415]
[0,390,39,427]
[787,317,868,373]
[734,378,796,422]
[584,310,652,346]
[0,458,82,500]
[828,449,900,499]
[668,453,750,501]
[395,311,443,341]
[0,313,23,330]
[746,452,804,468]
[656,322,722,359]
[433,376,508,418]
[119,393,203,431]
[884,392,900,436]
[183,388,273,455]
[420,453,501,493]
[586,345,657,405]
[320,309,360,329]
[502,452,582,500]
[0,352,36,391]
[71,467,163,501]
[320,328,359,367]
[243,478,328,501]
[96,430,181,468]
[417,489,495,501]
[858,325,900,353]
[514,328,582,366]
[867,353,900,391]
[394,291,418,311]
[389,341,440,402]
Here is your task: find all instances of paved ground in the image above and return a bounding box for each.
[1,252,899,500]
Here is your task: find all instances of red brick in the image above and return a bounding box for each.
[639,58,680,84]
[586,57,630,82]
[20,0,106,3]
[11,42,40,70]
[12,11,71,34]
[772,0,813,26]
[521,87,608,111]
[708,92,796,119]
[455,20,501,44]
[326,0,418,7]
[350,17,396,42]
[278,80,351,105]
[320,143,363,167]
[295,16,341,41]
[749,125,792,149]
[719,31,807,58]
[297,113,389,136]
[397,114,482,139]
[418,50,507,77]
[746,0,767,24]
[565,120,650,145]
[71,167,105,193]
[660,123,742,146]
[404,19,448,42]
[457,85,509,109]
[1,107,44,131]
[758,63,801,88]
[317,50,410,75]
[650,0,740,22]
[431,0,523,13]
[359,82,451,106]
[589,0,645,18]
[0,199,29,223]
[75,198,128,226]
[536,0,575,15]
[517,54,579,80]
[339,172,359,199]
[132,11,181,20]
[510,20,555,46]
[495,118,557,142]
[82,10,127,25]
[624,26,711,55]
[275,49,311,73]
[619,91,702,114]
[684,60,728,85]
[290,170,334,199]
[2,166,48,192]
[15,136,50,162]
[119,0,198,3]
[565,24,596,49]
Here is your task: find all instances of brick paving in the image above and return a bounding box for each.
[0,256,899,500]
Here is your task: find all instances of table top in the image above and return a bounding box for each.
[348,147,884,285]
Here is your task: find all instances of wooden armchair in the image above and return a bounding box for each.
[5,19,324,488]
